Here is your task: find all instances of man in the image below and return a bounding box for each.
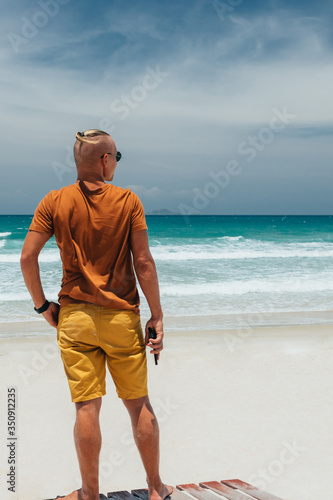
[20,129,173,500]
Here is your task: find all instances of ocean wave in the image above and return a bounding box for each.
[159,279,333,296]
[0,290,60,302]
[2,244,333,263]
[0,251,60,263]
[150,238,333,260]
[0,292,32,301]
[0,232,11,237]
[152,247,333,260]
[216,236,243,241]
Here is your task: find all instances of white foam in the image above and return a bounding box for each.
[0,232,11,237]
[151,240,333,260]
[0,289,60,302]
[159,279,333,296]
[216,236,243,241]
[39,253,61,263]
[152,248,333,260]
[2,239,332,264]
[0,292,31,301]
[0,251,60,263]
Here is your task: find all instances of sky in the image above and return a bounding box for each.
[1,0,333,215]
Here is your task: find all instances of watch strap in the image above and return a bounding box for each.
[34,300,50,314]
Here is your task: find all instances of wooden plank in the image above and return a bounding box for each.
[177,483,226,500]
[131,487,186,500]
[131,486,184,500]
[221,480,284,500]
[45,495,108,500]
[131,488,149,500]
[169,488,192,500]
[200,480,257,500]
[108,491,137,500]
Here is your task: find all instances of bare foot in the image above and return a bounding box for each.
[54,489,98,500]
[149,483,174,500]
[54,490,79,500]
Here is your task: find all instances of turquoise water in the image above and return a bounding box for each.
[1,214,333,335]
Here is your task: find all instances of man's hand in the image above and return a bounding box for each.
[145,317,164,362]
[42,302,60,328]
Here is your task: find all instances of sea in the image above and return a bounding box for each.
[1,214,333,337]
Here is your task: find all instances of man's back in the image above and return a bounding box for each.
[29,180,147,311]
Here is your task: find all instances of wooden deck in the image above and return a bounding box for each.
[103,479,285,500]
[45,480,285,500]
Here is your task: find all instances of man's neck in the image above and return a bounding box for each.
[76,179,105,191]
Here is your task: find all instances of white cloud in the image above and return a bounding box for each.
[0,3,332,213]
[126,185,162,198]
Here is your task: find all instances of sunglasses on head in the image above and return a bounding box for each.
[100,152,122,162]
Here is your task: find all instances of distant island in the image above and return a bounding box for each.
[146,208,181,215]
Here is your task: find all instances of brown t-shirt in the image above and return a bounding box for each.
[29,181,148,311]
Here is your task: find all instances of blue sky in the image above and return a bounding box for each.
[1,0,333,214]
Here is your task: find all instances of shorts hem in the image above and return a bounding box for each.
[118,390,149,400]
[71,391,106,403]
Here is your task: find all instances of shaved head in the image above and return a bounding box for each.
[74,130,116,168]
[73,130,118,185]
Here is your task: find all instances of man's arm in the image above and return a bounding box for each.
[20,230,59,328]
[130,229,164,360]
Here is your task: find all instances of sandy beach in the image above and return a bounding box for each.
[0,321,332,500]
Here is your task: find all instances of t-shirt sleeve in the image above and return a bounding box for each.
[130,192,148,232]
[29,191,55,235]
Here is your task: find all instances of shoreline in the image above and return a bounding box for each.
[1,312,333,340]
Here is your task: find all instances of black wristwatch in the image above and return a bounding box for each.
[34,300,50,314]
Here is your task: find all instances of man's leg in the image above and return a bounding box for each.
[123,395,173,500]
[62,397,102,500]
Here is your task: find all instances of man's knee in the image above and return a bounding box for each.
[75,396,102,414]
[122,395,149,409]
[122,396,152,413]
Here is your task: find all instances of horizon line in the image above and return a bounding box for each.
[0,214,333,217]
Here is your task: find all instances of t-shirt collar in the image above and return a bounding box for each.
[76,180,110,195]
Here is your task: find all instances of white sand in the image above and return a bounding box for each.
[0,322,333,500]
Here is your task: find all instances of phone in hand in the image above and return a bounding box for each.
[148,327,158,365]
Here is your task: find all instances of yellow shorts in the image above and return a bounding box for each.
[56,303,148,403]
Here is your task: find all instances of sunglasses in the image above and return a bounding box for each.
[100,152,122,162]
